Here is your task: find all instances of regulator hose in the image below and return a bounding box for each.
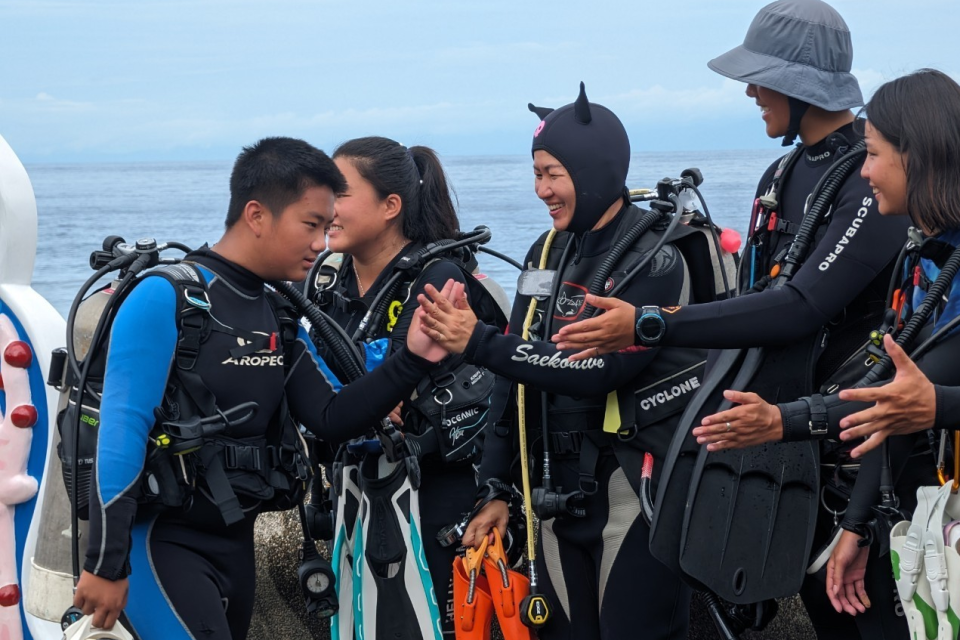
[584,207,664,299]
[856,243,960,386]
[595,194,684,308]
[269,280,366,382]
[780,143,866,279]
[354,226,493,342]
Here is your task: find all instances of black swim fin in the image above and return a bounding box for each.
[677,343,819,604]
[649,347,748,583]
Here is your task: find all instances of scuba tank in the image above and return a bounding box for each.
[54,280,119,520]
[53,278,121,521]
[48,236,185,629]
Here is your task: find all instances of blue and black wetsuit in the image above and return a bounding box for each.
[474,204,701,640]
[87,247,435,640]
[314,244,476,637]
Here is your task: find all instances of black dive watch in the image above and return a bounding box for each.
[635,305,666,346]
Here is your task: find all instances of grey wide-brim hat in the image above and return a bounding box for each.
[708,0,863,112]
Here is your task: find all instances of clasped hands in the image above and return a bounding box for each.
[414,280,479,355]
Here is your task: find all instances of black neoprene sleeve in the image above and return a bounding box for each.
[286,341,435,444]
[934,385,960,431]
[657,173,908,349]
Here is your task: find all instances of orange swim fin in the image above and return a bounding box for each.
[483,529,534,640]
[453,537,493,640]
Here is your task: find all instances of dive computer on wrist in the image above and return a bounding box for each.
[635,305,666,346]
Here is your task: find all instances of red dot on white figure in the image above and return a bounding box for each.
[0,584,19,607]
[3,342,32,369]
[10,405,37,429]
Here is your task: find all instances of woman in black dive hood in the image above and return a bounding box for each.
[413,83,713,640]
[527,82,631,236]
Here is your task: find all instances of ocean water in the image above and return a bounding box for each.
[25,149,783,316]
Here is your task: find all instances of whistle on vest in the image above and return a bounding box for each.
[386,300,403,333]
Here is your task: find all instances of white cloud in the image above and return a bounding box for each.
[20,93,99,113]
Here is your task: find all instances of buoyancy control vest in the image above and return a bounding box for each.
[742,136,895,390]
[524,204,737,492]
[54,262,312,526]
[307,242,509,466]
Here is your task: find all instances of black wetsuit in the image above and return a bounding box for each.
[315,245,477,637]
[473,204,698,640]
[89,248,435,640]
[653,123,912,640]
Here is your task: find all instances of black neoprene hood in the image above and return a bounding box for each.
[530,82,631,235]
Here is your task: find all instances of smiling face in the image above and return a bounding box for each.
[746,84,792,139]
[260,184,334,281]
[327,157,399,254]
[862,121,908,217]
[534,150,576,231]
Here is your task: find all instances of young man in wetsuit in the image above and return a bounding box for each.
[417,84,711,639]
[72,137,448,640]
[552,2,912,638]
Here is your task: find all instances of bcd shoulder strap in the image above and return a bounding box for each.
[148,263,217,414]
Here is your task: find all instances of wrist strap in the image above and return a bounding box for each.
[803,393,829,438]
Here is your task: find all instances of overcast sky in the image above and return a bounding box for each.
[2,0,957,162]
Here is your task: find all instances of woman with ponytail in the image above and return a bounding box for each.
[311,136,481,637]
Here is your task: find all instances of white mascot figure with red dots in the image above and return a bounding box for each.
[0,133,68,640]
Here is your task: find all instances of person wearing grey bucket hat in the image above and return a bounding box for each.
[708,0,864,147]
[552,2,914,638]
[707,0,863,147]
[708,0,863,110]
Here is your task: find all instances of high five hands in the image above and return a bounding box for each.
[416,280,478,355]
[407,285,457,362]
